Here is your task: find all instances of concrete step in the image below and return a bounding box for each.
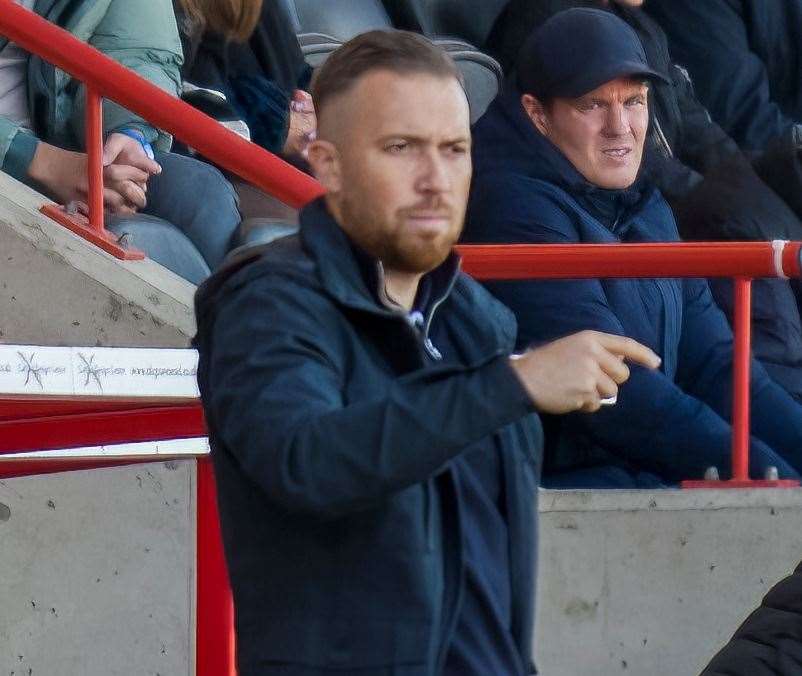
[0,172,195,347]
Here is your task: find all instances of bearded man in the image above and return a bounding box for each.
[193,29,659,676]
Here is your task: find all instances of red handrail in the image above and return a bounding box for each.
[0,0,323,209]
[457,241,802,280]
[1,2,800,675]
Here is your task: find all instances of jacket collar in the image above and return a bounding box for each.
[299,197,462,325]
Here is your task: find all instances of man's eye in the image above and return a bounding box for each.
[449,144,468,155]
[386,142,409,154]
[627,97,645,106]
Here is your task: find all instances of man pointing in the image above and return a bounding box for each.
[194,30,659,676]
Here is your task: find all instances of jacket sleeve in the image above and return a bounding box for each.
[676,277,802,473]
[465,179,797,480]
[670,64,741,174]
[70,0,184,151]
[0,118,39,183]
[646,0,796,152]
[201,274,534,519]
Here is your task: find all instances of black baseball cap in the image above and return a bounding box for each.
[517,8,670,99]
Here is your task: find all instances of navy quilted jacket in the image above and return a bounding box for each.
[464,86,802,483]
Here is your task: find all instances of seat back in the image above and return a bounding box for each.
[304,41,502,124]
[280,0,393,42]
[449,47,503,123]
[383,0,509,48]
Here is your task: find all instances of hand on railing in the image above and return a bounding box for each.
[28,140,156,216]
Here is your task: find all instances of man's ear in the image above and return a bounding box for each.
[521,94,550,137]
[307,139,342,193]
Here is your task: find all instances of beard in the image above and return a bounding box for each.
[338,192,464,274]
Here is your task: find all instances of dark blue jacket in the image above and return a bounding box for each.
[645,0,802,153]
[194,199,542,675]
[464,87,802,484]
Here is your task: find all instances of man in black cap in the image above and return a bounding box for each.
[465,8,802,488]
[486,0,802,405]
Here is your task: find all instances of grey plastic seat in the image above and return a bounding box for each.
[281,0,502,121]
[382,0,509,50]
[279,0,394,59]
[304,40,502,124]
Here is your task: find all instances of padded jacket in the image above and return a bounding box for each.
[194,199,543,675]
[646,0,802,153]
[464,86,802,484]
[701,560,802,675]
[0,0,183,182]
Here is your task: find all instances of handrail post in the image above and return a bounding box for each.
[40,82,144,259]
[732,277,752,481]
[197,456,236,676]
[85,86,104,233]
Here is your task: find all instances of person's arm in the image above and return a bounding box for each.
[464,180,795,480]
[670,64,741,174]
[70,0,184,152]
[646,0,795,152]
[0,115,150,213]
[202,275,535,519]
[201,263,662,518]
[676,278,802,473]
[0,120,39,182]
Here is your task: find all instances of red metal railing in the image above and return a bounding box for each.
[1,0,801,673]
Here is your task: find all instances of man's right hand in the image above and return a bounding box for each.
[509,330,662,414]
[28,142,153,215]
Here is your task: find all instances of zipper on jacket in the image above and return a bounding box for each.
[652,116,674,158]
[375,260,461,362]
[420,261,462,362]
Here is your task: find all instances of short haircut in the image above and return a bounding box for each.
[311,30,464,120]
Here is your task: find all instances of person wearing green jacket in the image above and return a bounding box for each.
[0,0,241,283]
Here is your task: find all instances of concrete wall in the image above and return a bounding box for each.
[0,173,195,347]
[3,480,801,676]
[536,488,802,676]
[0,461,195,676]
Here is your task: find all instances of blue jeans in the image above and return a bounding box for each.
[108,152,241,282]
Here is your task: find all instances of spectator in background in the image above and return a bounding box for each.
[0,0,241,283]
[644,0,802,156]
[643,0,802,245]
[175,0,314,222]
[486,0,802,403]
[465,9,802,488]
[176,0,316,160]
[194,30,660,676]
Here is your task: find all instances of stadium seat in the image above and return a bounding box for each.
[279,0,503,121]
[449,47,503,123]
[303,41,502,123]
[382,0,509,50]
[277,0,393,46]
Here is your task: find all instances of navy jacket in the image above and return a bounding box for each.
[646,0,802,153]
[194,199,542,675]
[464,87,802,484]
